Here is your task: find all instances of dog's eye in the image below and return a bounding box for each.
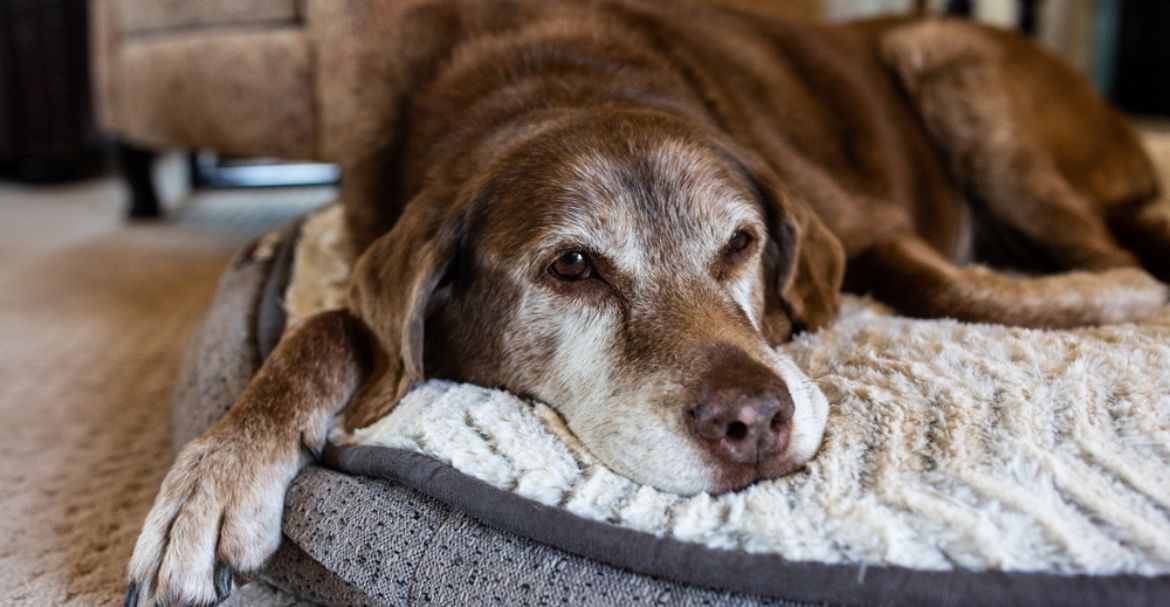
[725,230,753,256]
[550,250,592,281]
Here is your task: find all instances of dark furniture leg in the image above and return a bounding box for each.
[114,140,160,219]
[944,0,974,17]
[1018,0,1042,36]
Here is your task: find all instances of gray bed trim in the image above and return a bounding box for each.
[326,444,1170,607]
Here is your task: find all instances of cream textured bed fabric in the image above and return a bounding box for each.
[288,186,1170,578]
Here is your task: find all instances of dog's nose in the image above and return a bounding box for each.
[688,391,793,464]
[687,348,794,465]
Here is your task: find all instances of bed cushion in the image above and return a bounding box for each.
[175,205,1170,607]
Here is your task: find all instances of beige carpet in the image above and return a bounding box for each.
[0,167,330,606]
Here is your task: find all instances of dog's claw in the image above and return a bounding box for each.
[214,562,234,600]
[124,583,138,607]
[300,432,322,461]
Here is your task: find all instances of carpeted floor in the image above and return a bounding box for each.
[0,166,331,606]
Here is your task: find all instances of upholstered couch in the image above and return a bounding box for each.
[91,0,385,214]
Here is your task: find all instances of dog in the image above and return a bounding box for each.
[125,1,1170,604]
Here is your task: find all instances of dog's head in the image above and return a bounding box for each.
[347,111,843,494]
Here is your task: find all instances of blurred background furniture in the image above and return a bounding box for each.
[0,0,102,183]
[91,0,333,217]
[1112,3,1170,117]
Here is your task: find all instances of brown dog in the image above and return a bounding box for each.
[126,1,1170,604]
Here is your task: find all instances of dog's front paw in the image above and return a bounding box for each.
[125,422,304,607]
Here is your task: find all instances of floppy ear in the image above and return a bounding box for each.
[754,167,846,343]
[342,189,467,430]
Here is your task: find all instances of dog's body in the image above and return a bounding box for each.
[126,2,1170,604]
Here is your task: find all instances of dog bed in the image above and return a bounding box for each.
[176,202,1170,607]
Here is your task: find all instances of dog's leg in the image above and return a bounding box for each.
[125,310,374,607]
[881,20,1149,272]
[1109,200,1170,283]
[852,235,1168,328]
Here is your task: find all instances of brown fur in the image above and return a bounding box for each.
[129,2,1170,604]
[338,1,1166,421]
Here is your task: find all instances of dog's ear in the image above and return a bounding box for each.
[342,187,468,430]
[749,162,845,343]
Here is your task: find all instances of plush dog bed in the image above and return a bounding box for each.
[176,202,1170,607]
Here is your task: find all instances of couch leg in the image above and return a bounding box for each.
[114,140,161,219]
[944,0,973,16]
